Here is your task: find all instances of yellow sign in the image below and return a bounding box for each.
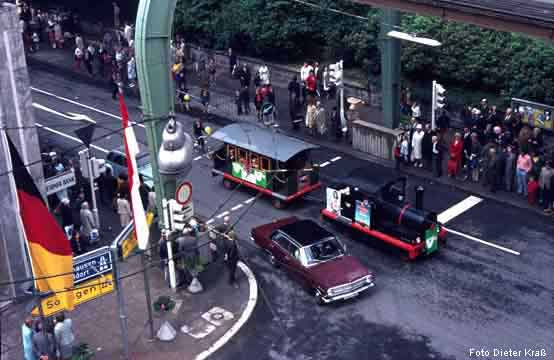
[121,212,154,259]
[32,273,114,317]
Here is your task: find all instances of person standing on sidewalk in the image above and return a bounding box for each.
[516,148,532,196]
[110,70,121,100]
[193,119,206,152]
[33,321,55,360]
[22,317,35,360]
[447,133,463,178]
[504,145,516,192]
[411,124,424,168]
[80,201,97,249]
[84,43,95,76]
[117,193,132,227]
[74,46,83,71]
[539,160,553,213]
[54,313,75,360]
[53,20,63,49]
[431,135,442,177]
[75,33,84,51]
[240,85,250,115]
[228,48,237,75]
[224,229,240,288]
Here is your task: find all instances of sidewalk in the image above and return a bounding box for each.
[25,42,552,216]
[1,220,257,360]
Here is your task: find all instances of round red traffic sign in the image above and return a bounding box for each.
[175,181,192,205]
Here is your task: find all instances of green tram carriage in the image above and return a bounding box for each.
[210,123,321,208]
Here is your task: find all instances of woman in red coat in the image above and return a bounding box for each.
[448,132,464,177]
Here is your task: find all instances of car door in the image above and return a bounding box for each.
[270,231,291,265]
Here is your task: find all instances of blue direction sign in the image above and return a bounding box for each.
[73,246,113,284]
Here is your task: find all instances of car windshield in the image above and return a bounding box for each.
[304,237,344,265]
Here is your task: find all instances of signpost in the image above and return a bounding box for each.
[176,181,192,205]
[31,246,114,317]
[73,246,113,284]
[32,273,114,317]
[44,169,76,196]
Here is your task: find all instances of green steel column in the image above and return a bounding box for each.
[135,0,178,214]
[380,9,401,129]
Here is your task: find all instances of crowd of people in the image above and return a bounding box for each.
[395,98,553,212]
[17,1,137,98]
[41,149,154,256]
[22,313,75,360]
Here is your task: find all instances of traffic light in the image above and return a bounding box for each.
[168,199,194,232]
[433,82,446,109]
[432,81,447,130]
[328,60,343,87]
[79,149,106,178]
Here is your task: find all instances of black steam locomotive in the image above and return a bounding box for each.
[321,174,446,260]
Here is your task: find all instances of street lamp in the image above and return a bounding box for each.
[386,30,441,47]
[157,115,194,290]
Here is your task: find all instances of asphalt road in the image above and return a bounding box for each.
[28,67,554,360]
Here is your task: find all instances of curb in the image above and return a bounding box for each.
[194,261,258,360]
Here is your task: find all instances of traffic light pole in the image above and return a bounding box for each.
[432,80,437,130]
[86,148,100,228]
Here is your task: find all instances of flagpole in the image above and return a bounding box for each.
[141,250,155,340]
[111,245,130,359]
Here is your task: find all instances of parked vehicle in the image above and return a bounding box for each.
[322,169,446,260]
[210,123,321,208]
[251,216,375,304]
[105,146,154,187]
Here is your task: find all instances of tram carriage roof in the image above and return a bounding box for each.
[330,167,406,196]
[211,123,318,162]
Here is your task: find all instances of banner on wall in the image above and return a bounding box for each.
[511,98,554,130]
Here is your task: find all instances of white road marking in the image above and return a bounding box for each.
[244,197,256,204]
[443,226,520,256]
[193,156,202,161]
[319,161,331,168]
[205,219,214,225]
[36,123,109,153]
[195,261,258,360]
[33,103,96,124]
[31,87,146,128]
[437,196,483,224]
[330,156,342,162]
[230,204,243,211]
[216,211,230,219]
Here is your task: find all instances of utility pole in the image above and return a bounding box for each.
[79,148,100,227]
[380,9,401,129]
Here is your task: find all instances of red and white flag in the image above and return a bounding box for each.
[119,93,150,250]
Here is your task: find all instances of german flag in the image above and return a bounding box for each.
[6,135,74,309]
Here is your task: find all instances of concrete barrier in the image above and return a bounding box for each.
[352,120,402,161]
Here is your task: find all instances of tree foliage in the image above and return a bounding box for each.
[174,0,554,104]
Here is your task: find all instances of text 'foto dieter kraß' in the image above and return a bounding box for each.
[469,348,547,358]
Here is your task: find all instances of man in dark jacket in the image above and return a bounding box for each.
[103,168,118,206]
[228,48,237,75]
[421,124,433,170]
[224,230,240,288]
[139,174,151,211]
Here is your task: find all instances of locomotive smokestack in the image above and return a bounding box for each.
[415,185,424,210]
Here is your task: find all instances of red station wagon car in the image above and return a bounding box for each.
[251,217,375,304]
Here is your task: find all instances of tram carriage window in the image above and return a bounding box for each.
[251,154,259,169]
[239,148,248,163]
[227,145,236,161]
[260,157,271,171]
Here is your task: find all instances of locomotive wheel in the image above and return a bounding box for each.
[223,179,235,190]
[272,198,286,209]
